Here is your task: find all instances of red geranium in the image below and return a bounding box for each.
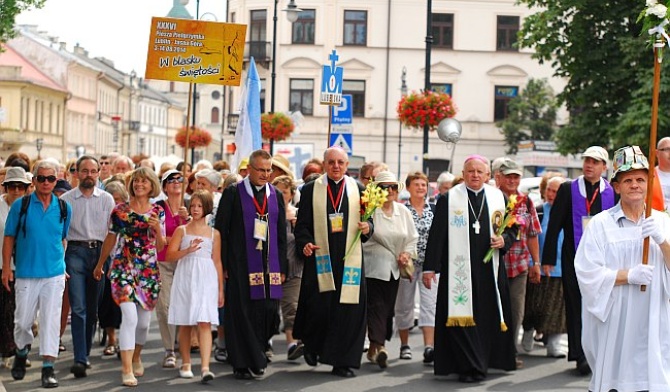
[175,126,212,148]
[261,112,294,142]
[397,90,457,130]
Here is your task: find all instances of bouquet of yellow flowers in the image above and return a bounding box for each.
[483,194,521,263]
[343,182,388,261]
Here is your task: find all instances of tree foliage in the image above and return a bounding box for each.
[0,0,46,48]
[517,0,670,155]
[497,78,558,154]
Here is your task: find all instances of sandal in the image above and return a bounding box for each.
[103,345,118,356]
[162,352,176,368]
[58,339,66,352]
[132,361,144,377]
[121,372,138,387]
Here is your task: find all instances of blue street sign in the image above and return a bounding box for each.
[331,94,353,125]
[320,49,343,105]
[330,133,353,155]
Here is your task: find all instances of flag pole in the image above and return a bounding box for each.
[642,41,663,292]
[181,82,194,205]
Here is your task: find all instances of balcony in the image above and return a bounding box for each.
[244,41,272,67]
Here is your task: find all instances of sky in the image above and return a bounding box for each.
[15,0,227,76]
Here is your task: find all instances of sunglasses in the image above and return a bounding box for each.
[36,175,58,183]
[5,183,28,191]
[166,177,184,184]
[100,161,111,165]
[69,167,76,173]
[379,184,399,191]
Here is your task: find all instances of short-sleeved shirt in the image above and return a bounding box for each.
[4,193,72,278]
[503,191,542,278]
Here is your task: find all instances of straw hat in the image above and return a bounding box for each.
[272,154,294,179]
[2,167,31,185]
[373,171,405,192]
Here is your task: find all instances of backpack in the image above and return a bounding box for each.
[15,194,68,240]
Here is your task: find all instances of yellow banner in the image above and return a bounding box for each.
[145,17,247,86]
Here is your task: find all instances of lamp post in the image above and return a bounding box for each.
[422,0,433,175]
[269,0,301,154]
[397,67,407,177]
[35,138,43,160]
[129,70,136,157]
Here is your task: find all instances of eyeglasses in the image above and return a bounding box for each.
[250,165,273,175]
[379,184,399,191]
[80,169,99,176]
[36,175,57,183]
[166,177,184,184]
[5,183,27,191]
[100,161,110,165]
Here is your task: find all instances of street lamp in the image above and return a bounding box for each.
[269,0,302,154]
[397,67,407,177]
[422,0,433,174]
[35,138,43,160]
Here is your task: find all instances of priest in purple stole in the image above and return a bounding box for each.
[214,149,287,379]
[541,146,615,376]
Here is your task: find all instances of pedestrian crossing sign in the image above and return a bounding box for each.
[330,133,352,155]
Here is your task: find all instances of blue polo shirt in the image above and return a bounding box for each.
[5,193,71,278]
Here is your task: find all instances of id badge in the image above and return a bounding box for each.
[582,215,592,232]
[329,213,344,233]
[254,218,268,241]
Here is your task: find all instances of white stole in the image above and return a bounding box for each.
[447,183,508,331]
[313,175,362,304]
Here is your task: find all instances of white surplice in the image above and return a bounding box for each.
[575,205,670,392]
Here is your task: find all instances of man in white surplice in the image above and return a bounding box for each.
[575,145,670,392]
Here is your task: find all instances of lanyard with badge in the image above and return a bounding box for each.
[582,187,599,230]
[253,189,268,250]
[328,182,346,233]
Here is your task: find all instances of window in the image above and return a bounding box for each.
[249,10,268,59]
[344,10,367,46]
[211,107,220,124]
[292,9,315,44]
[289,79,314,115]
[432,13,453,49]
[494,85,518,121]
[343,80,365,117]
[497,15,519,51]
[431,83,453,97]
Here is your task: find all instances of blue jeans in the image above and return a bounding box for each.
[65,245,104,364]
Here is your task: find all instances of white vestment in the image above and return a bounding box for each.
[575,205,670,392]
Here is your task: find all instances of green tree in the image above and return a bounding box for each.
[497,78,558,154]
[0,0,46,47]
[517,0,670,154]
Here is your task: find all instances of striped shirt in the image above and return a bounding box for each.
[60,186,116,242]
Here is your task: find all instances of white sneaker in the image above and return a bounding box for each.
[521,329,534,352]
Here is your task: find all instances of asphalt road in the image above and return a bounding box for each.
[0,316,590,392]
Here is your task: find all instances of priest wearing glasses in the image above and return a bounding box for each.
[423,154,517,383]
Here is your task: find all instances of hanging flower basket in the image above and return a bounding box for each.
[261,112,295,142]
[397,90,457,131]
[175,126,212,148]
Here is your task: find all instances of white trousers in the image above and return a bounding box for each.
[14,275,66,358]
[119,302,152,351]
[395,266,439,330]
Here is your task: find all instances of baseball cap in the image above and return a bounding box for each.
[582,146,609,163]
[161,169,181,185]
[499,159,523,176]
[54,179,73,193]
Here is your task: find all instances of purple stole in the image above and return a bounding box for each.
[238,181,282,300]
[571,178,615,250]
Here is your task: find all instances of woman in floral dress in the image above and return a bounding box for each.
[94,167,165,387]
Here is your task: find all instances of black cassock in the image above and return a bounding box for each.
[214,182,287,371]
[293,178,372,368]
[424,189,516,377]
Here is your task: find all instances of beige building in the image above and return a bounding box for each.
[219,0,567,179]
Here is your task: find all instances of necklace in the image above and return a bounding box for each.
[467,192,486,235]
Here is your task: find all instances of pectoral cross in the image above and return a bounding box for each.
[473,220,481,235]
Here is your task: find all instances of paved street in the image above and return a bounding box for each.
[1,316,590,392]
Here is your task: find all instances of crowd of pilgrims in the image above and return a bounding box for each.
[0,149,577,388]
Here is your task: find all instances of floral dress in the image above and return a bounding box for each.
[109,202,165,311]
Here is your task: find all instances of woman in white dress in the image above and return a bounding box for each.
[166,190,224,383]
